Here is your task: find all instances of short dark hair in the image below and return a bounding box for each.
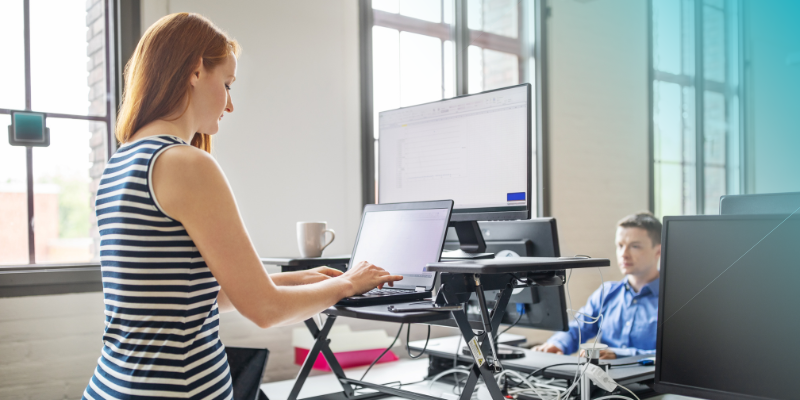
[617,212,662,246]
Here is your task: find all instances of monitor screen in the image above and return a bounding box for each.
[350,207,450,290]
[656,214,800,400]
[378,84,530,221]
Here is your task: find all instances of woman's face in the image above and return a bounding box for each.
[192,51,237,135]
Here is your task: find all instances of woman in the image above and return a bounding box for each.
[83,13,401,400]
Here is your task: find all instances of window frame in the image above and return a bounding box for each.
[649,0,746,217]
[359,0,549,216]
[0,0,118,266]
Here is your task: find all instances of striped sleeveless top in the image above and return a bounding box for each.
[83,135,233,400]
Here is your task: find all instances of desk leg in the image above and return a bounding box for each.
[287,316,356,400]
[450,309,505,400]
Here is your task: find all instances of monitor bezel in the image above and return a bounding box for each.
[655,214,793,400]
[377,83,532,222]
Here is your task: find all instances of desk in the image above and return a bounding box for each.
[260,358,695,400]
[408,336,655,387]
[266,256,610,400]
[261,256,350,272]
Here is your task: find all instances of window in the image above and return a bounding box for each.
[0,0,114,265]
[362,0,544,214]
[651,0,742,217]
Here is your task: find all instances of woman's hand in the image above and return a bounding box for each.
[342,261,403,296]
[298,266,343,285]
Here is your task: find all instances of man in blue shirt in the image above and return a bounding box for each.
[533,212,662,359]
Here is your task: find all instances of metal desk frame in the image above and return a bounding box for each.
[263,257,608,400]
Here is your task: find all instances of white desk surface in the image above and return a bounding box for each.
[260,357,702,400]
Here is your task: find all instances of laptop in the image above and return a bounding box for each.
[336,200,453,306]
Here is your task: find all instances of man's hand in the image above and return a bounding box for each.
[298,266,343,285]
[532,343,564,354]
[579,349,617,360]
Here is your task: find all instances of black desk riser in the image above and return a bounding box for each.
[262,256,609,400]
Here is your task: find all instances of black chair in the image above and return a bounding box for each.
[225,346,270,400]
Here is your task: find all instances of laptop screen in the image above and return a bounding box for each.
[350,207,450,290]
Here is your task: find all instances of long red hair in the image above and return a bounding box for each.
[116,13,241,153]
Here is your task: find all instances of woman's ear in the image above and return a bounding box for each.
[189,57,203,87]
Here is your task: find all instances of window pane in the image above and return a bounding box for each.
[682,86,697,215]
[372,26,400,139]
[469,0,518,38]
[32,118,103,264]
[373,0,399,13]
[703,4,726,82]
[30,0,106,116]
[0,115,29,265]
[468,45,483,94]
[443,40,455,98]
[400,0,440,23]
[0,0,26,110]
[468,0,483,30]
[482,49,518,91]
[399,32,442,107]
[654,81,683,164]
[682,0,695,76]
[704,91,726,166]
[704,166,725,214]
[652,0,682,75]
[656,162,684,218]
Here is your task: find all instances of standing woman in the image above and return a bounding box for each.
[83,13,401,400]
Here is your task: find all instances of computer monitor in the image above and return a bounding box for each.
[720,191,800,215]
[655,214,800,400]
[447,219,569,332]
[378,84,532,258]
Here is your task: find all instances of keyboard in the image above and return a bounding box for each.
[359,288,408,297]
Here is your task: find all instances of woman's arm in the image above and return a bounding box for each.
[217,267,342,314]
[153,146,401,328]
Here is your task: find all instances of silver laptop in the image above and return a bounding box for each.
[336,200,453,306]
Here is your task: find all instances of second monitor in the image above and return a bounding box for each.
[378,84,532,258]
[444,218,569,333]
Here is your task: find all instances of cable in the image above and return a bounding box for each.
[560,267,607,400]
[496,369,563,400]
[453,335,461,368]
[360,323,404,381]
[618,383,642,400]
[406,324,430,359]
[426,367,471,392]
[496,308,524,338]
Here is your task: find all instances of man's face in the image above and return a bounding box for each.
[615,227,661,277]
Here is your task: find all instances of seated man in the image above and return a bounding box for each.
[533,212,662,359]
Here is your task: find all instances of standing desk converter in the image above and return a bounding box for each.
[264,257,609,400]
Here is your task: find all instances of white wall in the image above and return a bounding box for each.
[503,0,651,345]
[0,292,106,400]
[145,0,364,258]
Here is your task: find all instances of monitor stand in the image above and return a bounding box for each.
[441,221,495,259]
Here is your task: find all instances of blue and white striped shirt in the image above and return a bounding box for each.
[83,135,233,400]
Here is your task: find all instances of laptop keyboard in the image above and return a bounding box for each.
[359,288,408,297]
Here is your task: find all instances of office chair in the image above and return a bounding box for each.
[225,346,270,400]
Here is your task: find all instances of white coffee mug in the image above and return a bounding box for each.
[296,222,336,258]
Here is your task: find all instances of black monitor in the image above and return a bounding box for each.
[445,218,569,332]
[720,192,800,215]
[655,214,800,400]
[378,84,532,258]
